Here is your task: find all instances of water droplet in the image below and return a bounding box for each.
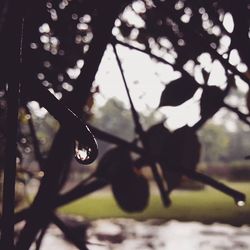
[74,140,90,164]
[236,200,245,207]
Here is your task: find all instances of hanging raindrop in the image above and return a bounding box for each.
[74,140,91,164]
[236,200,245,207]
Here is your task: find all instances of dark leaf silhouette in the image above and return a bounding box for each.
[147,124,200,193]
[96,146,149,212]
[200,86,224,119]
[112,169,149,212]
[95,146,133,181]
[159,76,198,107]
[163,171,182,194]
[173,127,201,171]
[161,126,201,192]
[146,124,201,192]
[146,122,171,160]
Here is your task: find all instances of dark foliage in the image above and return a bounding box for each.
[159,75,198,107]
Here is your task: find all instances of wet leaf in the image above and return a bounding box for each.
[146,123,171,160]
[96,147,149,212]
[112,171,149,212]
[159,76,198,107]
[175,127,201,170]
[200,86,224,119]
[95,147,133,181]
[161,126,201,191]
[162,126,200,169]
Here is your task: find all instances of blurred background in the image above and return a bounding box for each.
[0,0,250,249]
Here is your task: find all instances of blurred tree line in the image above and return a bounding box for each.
[89,97,250,164]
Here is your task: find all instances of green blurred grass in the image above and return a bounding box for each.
[58,182,250,226]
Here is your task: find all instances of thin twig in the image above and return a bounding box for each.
[112,42,170,206]
[87,124,144,154]
[164,3,250,85]
[112,43,144,136]
[223,103,250,126]
[183,169,246,204]
[35,225,48,250]
[56,178,108,207]
[113,38,250,128]
[112,37,181,74]
[0,4,23,249]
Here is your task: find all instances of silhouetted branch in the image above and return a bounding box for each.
[150,162,171,206]
[112,37,180,72]
[0,0,9,33]
[163,4,250,85]
[56,178,108,207]
[183,169,246,205]
[201,1,231,37]
[87,124,144,154]
[35,225,48,250]
[223,103,250,126]
[112,42,144,136]
[6,159,245,229]
[26,83,98,164]
[114,38,250,128]
[0,179,109,226]
[112,42,170,206]
[0,1,23,248]
[15,1,133,247]
[52,214,88,250]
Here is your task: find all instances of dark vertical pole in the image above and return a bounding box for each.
[0,0,23,249]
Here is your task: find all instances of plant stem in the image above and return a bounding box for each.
[0,1,23,248]
[112,42,170,206]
